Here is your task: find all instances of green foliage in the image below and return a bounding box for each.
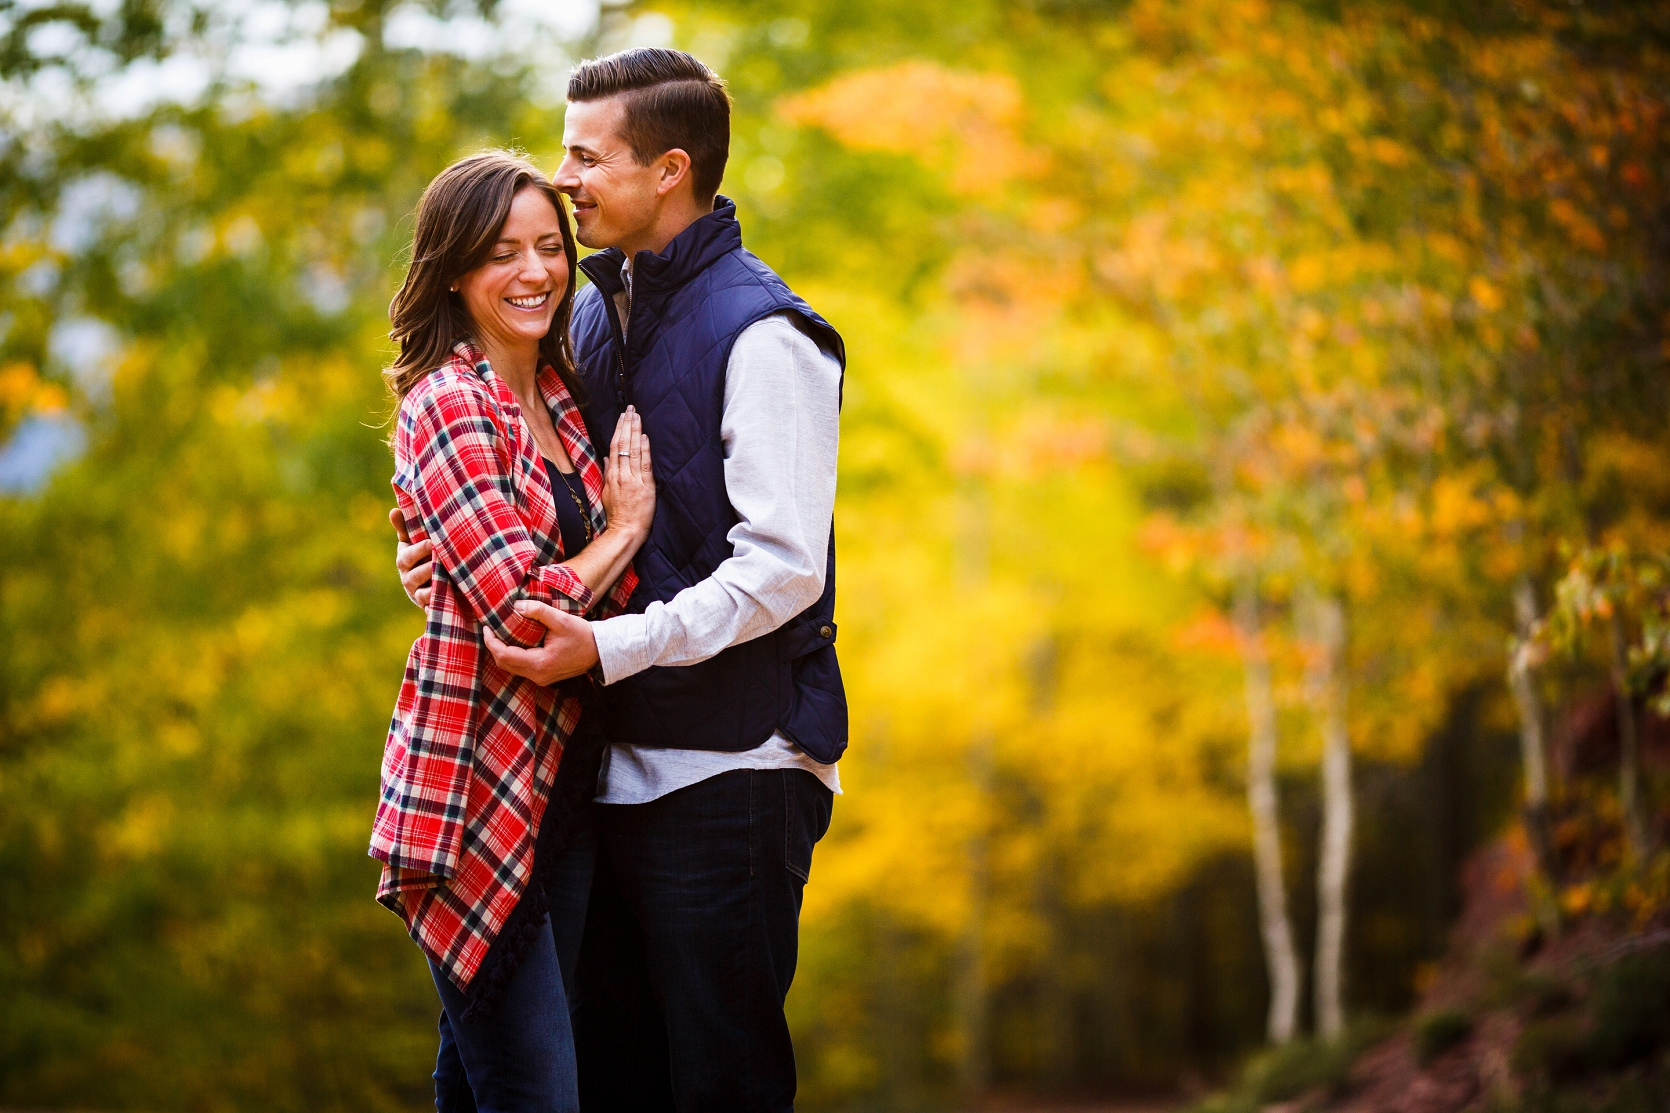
[1508,1064,1670,1113]
[0,10,572,1108]
[1510,948,1670,1089]
[1588,949,1670,1072]
[1245,1038,1357,1103]
[1544,547,1670,715]
[1194,1020,1395,1113]
[1413,1009,1473,1065]
[1512,1019,1574,1082]
[2,0,1668,1107]
[1513,971,1578,1017]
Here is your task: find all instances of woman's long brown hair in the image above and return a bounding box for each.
[385,150,584,403]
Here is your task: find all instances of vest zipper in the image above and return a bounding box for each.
[610,275,633,408]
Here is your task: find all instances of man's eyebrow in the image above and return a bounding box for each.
[567,142,602,156]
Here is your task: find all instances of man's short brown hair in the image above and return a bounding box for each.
[567,48,732,202]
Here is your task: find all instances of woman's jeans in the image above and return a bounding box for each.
[429,818,597,1113]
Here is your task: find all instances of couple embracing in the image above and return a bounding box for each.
[370,47,846,1112]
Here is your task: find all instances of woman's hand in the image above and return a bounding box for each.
[551,407,653,606]
[601,406,655,540]
[391,508,434,608]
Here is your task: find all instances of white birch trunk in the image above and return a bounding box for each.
[1307,593,1353,1043]
[1509,574,1559,893]
[1510,575,1550,812]
[1235,582,1300,1045]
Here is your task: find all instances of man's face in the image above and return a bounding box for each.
[555,97,662,252]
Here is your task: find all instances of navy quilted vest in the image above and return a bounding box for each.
[571,197,848,765]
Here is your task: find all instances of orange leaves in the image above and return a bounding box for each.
[1425,472,1497,541]
[1001,413,1107,480]
[1172,606,1241,658]
[1469,276,1504,313]
[941,243,1080,367]
[778,61,1035,197]
[1266,418,1329,475]
[774,3,1670,1006]
[1547,197,1608,252]
[1138,511,1207,575]
[1095,213,1220,302]
[1287,254,1327,294]
[1366,136,1410,166]
[0,362,68,432]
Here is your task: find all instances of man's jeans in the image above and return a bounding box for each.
[429,819,597,1113]
[574,768,835,1113]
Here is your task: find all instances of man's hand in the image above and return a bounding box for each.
[391,508,434,609]
[483,600,601,685]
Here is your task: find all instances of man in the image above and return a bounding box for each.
[395,47,845,1112]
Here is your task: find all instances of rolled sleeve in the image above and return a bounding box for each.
[593,612,654,685]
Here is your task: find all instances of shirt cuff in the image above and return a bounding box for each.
[591,611,656,685]
[530,564,595,615]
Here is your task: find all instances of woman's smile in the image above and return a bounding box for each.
[506,292,551,311]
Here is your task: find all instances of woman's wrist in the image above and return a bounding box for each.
[602,522,647,546]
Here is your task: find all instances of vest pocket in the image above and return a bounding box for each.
[776,615,836,662]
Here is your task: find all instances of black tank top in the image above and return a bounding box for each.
[543,458,591,558]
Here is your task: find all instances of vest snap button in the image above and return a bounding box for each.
[819,625,833,639]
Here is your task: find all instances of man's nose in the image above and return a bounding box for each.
[552,159,579,191]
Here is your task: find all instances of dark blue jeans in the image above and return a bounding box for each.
[573,768,834,1113]
[429,818,597,1113]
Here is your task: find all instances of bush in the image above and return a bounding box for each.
[1587,948,1670,1071]
[1514,1014,1592,1083]
[1414,1009,1474,1065]
[1515,971,1577,1017]
[1245,1038,1357,1104]
[1191,1019,1397,1113]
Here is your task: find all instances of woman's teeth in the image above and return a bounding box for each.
[507,294,548,309]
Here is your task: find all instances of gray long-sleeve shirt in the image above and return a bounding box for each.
[592,310,843,804]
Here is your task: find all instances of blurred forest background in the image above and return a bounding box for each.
[3,0,1669,1110]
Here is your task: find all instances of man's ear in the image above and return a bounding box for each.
[654,148,694,198]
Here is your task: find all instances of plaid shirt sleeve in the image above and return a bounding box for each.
[404,377,594,647]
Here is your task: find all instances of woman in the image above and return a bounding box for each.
[370,150,653,1111]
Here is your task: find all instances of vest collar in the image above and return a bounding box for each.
[578,195,743,300]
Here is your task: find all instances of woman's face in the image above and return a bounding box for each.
[456,186,568,355]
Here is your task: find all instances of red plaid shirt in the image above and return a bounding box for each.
[371,341,635,992]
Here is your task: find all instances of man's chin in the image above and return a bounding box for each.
[573,220,612,251]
